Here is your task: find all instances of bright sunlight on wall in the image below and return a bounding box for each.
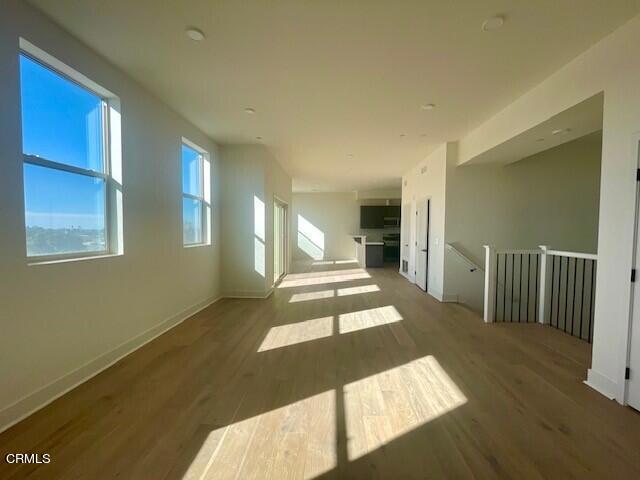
[297,214,325,260]
[254,195,265,277]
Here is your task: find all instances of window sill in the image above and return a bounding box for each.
[184,243,212,250]
[28,252,123,266]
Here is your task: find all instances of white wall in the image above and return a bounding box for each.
[220,145,292,297]
[444,132,602,312]
[401,144,449,300]
[453,13,640,402]
[0,1,221,430]
[292,192,359,262]
[291,190,402,264]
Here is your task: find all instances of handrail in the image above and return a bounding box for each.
[495,248,541,255]
[446,243,483,273]
[544,248,597,261]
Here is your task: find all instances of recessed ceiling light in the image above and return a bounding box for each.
[244,107,256,114]
[552,128,571,135]
[482,15,505,32]
[185,27,205,41]
[420,103,436,111]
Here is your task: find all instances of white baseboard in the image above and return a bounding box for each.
[425,287,458,303]
[0,295,222,434]
[223,288,273,299]
[441,293,459,303]
[399,271,412,282]
[585,369,618,400]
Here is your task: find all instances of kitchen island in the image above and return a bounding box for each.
[352,235,384,268]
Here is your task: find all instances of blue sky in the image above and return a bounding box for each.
[21,54,202,232]
[21,54,105,230]
[182,144,201,196]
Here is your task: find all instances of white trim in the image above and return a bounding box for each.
[223,289,274,299]
[426,287,458,303]
[442,293,459,303]
[585,369,618,400]
[495,249,542,255]
[19,37,116,99]
[546,249,598,261]
[624,132,640,407]
[0,295,222,434]
[483,245,496,322]
[28,252,122,266]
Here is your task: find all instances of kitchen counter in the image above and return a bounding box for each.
[352,235,366,267]
[351,235,384,268]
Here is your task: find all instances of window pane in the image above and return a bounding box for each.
[20,54,104,172]
[24,163,106,256]
[183,197,203,245]
[182,144,201,196]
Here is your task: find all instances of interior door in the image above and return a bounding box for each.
[628,140,640,411]
[401,203,411,272]
[415,199,430,291]
[273,199,288,284]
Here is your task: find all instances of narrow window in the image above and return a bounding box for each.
[182,141,211,246]
[20,50,120,260]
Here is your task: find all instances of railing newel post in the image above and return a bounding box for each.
[538,245,550,324]
[483,245,497,323]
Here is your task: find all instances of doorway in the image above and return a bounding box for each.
[414,198,430,292]
[273,198,288,285]
[628,138,640,410]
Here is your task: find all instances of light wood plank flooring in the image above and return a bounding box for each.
[2,262,640,479]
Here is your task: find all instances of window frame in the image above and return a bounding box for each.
[181,138,211,248]
[19,41,121,264]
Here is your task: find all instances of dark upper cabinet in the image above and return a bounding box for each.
[360,205,401,229]
[360,206,383,228]
[384,205,401,218]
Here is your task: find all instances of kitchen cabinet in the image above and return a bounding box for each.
[360,206,384,228]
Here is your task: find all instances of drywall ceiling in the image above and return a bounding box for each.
[27,0,640,191]
[465,93,604,165]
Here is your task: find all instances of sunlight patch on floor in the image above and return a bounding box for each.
[337,284,380,296]
[289,284,380,303]
[258,316,333,352]
[259,305,401,352]
[185,390,336,480]
[344,355,467,461]
[311,259,358,266]
[278,271,370,288]
[289,290,336,303]
[285,268,367,280]
[338,305,402,334]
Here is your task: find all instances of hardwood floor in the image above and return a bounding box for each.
[2,262,640,479]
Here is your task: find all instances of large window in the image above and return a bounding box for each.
[182,141,211,246]
[19,48,121,260]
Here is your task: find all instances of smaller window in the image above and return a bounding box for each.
[181,141,211,246]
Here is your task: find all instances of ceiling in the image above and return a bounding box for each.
[28,0,640,191]
[466,93,604,166]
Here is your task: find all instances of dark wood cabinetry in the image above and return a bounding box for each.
[360,206,383,228]
[360,205,400,229]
